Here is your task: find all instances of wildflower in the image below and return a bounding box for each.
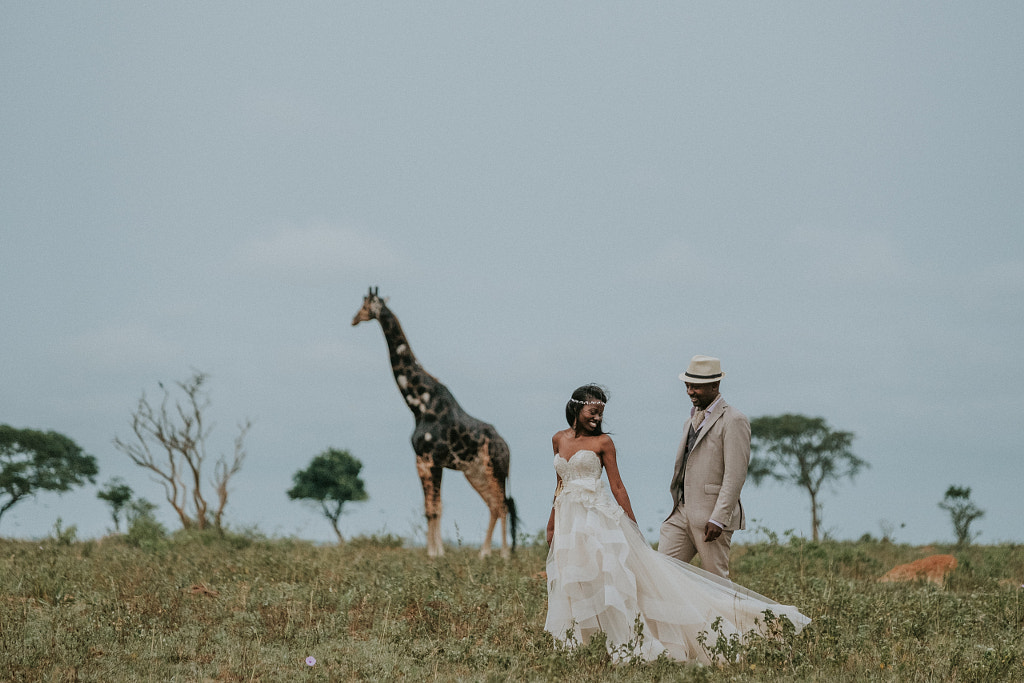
[306,656,316,666]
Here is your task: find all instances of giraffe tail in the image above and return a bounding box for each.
[505,497,520,552]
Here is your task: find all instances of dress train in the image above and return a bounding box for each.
[544,450,810,663]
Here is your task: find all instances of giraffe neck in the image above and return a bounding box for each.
[376,305,440,412]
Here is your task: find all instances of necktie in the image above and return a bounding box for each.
[691,408,706,437]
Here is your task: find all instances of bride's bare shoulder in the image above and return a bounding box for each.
[594,433,616,456]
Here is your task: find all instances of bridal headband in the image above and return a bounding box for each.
[569,398,605,406]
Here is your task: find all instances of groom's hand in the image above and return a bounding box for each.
[703,522,723,543]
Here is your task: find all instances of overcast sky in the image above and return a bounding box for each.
[2,3,1021,548]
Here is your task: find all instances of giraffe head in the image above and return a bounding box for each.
[352,286,388,326]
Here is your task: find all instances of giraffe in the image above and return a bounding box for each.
[352,287,517,558]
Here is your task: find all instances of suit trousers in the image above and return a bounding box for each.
[659,504,733,579]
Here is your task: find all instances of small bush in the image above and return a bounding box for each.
[49,517,78,545]
[125,499,167,549]
[347,532,404,549]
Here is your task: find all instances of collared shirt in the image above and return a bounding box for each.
[691,394,723,433]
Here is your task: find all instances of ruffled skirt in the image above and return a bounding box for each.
[544,482,810,663]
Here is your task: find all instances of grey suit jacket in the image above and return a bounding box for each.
[668,398,751,530]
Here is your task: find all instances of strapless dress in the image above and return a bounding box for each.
[544,450,810,663]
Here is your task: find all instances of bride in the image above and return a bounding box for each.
[544,384,810,663]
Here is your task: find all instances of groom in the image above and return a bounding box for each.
[659,355,750,579]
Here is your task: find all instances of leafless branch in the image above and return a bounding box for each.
[113,371,248,533]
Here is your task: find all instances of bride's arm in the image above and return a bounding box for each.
[547,433,562,546]
[546,482,559,546]
[601,438,637,524]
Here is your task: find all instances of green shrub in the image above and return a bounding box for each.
[48,517,78,545]
[125,499,168,550]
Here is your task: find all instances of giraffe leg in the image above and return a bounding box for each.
[481,504,499,559]
[461,445,509,559]
[417,458,444,558]
[497,507,508,559]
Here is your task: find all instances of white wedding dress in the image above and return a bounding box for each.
[544,450,810,663]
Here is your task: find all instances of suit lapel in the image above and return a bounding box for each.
[690,399,727,453]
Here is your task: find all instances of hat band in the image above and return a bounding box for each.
[685,372,722,380]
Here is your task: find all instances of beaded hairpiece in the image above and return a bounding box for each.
[569,398,605,405]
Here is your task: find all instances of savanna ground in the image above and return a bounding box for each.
[1,527,1022,682]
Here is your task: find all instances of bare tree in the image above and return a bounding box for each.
[113,371,249,533]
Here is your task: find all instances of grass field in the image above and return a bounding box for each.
[1,529,1022,682]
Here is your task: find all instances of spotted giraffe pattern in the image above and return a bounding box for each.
[352,288,516,558]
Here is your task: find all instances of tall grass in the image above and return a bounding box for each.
[1,530,1021,681]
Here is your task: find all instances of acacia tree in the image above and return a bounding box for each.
[749,414,868,542]
[288,448,368,543]
[0,425,99,527]
[938,485,984,548]
[113,371,249,533]
[97,477,134,532]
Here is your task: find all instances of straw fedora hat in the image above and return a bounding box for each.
[679,355,725,384]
